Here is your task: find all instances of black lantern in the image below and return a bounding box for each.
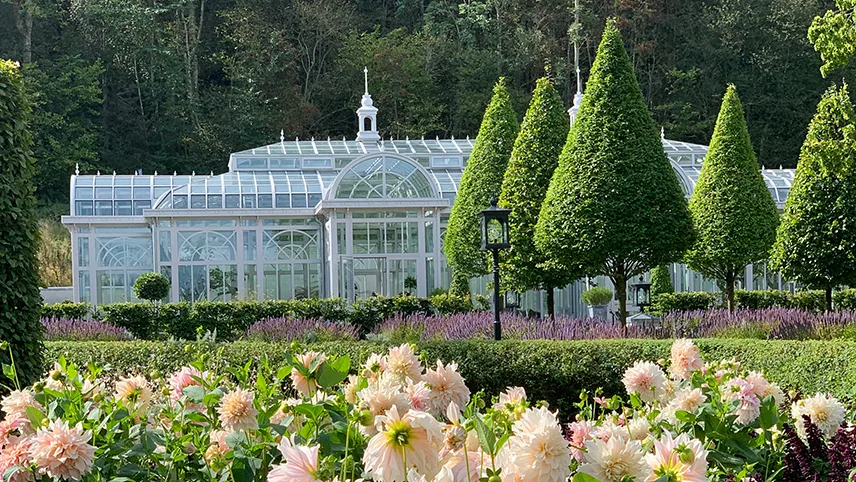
[505,290,520,311]
[478,197,512,340]
[478,198,511,250]
[632,275,652,312]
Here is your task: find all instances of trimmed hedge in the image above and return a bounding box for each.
[41,301,91,320]
[95,294,480,340]
[652,292,715,314]
[44,339,856,418]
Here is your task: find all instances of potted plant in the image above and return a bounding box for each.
[582,286,613,320]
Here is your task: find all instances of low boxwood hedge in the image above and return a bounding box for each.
[44,339,856,419]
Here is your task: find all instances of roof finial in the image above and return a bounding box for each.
[280,129,285,143]
[660,126,665,140]
[364,66,369,95]
[75,163,80,175]
[568,0,584,127]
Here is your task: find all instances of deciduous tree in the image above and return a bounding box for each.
[770,83,856,311]
[535,20,693,323]
[685,84,779,311]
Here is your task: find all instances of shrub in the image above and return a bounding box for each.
[793,290,827,311]
[581,286,613,306]
[350,296,395,335]
[650,264,674,297]
[42,338,856,420]
[428,292,474,315]
[41,301,90,320]
[0,60,44,387]
[652,292,715,314]
[735,289,793,309]
[101,303,164,339]
[133,272,170,302]
[834,288,856,310]
[41,317,132,341]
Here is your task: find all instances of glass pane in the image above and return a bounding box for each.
[133,201,150,215]
[79,238,89,267]
[244,264,258,300]
[76,201,93,216]
[75,187,94,199]
[244,231,257,260]
[115,201,133,216]
[191,195,206,209]
[78,271,90,303]
[159,231,171,262]
[242,195,256,208]
[173,195,188,209]
[95,201,113,216]
[115,187,131,199]
[275,194,290,208]
[425,221,434,253]
[258,194,273,208]
[208,195,222,209]
[225,194,240,208]
[96,187,112,200]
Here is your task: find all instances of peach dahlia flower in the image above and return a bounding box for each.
[29,420,96,481]
[363,405,444,482]
[217,387,259,431]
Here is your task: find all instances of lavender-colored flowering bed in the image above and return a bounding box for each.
[374,312,665,342]
[663,308,856,340]
[245,317,359,342]
[41,317,133,341]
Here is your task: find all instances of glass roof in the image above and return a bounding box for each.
[231,137,476,157]
[333,156,436,199]
[67,136,789,216]
[679,166,795,205]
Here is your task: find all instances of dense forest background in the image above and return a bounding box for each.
[1,0,848,210]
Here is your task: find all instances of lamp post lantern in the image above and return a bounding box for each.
[631,275,652,313]
[478,197,511,340]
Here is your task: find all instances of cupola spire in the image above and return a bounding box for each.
[568,0,584,127]
[356,66,380,143]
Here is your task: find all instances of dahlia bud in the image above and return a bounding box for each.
[358,410,374,426]
[183,441,196,455]
[0,340,9,351]
[677,445,695,464]
[50,370,63,381]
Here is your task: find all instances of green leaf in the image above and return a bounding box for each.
[474,415,496,455]
[25,406,43,428]
[316,356,351,388]
[571,473,601,482]
[759,398,778,430]
[182,385,206,403]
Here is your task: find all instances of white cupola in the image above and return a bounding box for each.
[356,67,380,143]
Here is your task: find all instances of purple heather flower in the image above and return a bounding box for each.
[245,317,359,342]
[40,317,132,341]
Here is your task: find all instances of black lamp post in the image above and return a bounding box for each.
[632,275,652,313]
[478,197,511,340]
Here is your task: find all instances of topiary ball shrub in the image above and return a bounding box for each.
[581,286,614,306]
[133,272,170,303]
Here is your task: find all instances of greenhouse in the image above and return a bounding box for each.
[61,82,796,315]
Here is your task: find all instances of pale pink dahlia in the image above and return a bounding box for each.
[669,339,704,381]
[645,432,708,482]
[268,435,321,482]
[622,361,666,404]
[791,393,846,439]
[344,374,361,404]
[406,381,432,412]
[362,353,387,381]
[746,371,785,406]
[0,436,33,482]
[205,430,232,462]
[498,406,572,482]
[0,417,28,448]
[217,387,259,431]
[579,437,649,482]
[723,378,761,425]
[423,360,470,417]
[29,420,96,480]
[290,351,326,397]
[363,405,444,481]
[1,390,42,421]
[567,420,594,462]
[169,366,204,403]
[438,450,482,482]
[493,386,527,411]
[382,344,423,382]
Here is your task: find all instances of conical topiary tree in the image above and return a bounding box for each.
[770,83,856,311]
[445,77,518,291]
[535,20,694,323]
[685,85,780,311]
[498,77,571,317]
[0,60,44,388]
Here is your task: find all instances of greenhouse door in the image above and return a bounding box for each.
[353,257,386,299]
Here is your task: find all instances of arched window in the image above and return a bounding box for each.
[364,117,373,131]
[334,156,435,199]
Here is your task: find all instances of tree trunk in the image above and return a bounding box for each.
[12,1,32,64]
[546,287,555,319]
[615,274,627,327]
[725,270,736,312]
[826,286,833,312]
